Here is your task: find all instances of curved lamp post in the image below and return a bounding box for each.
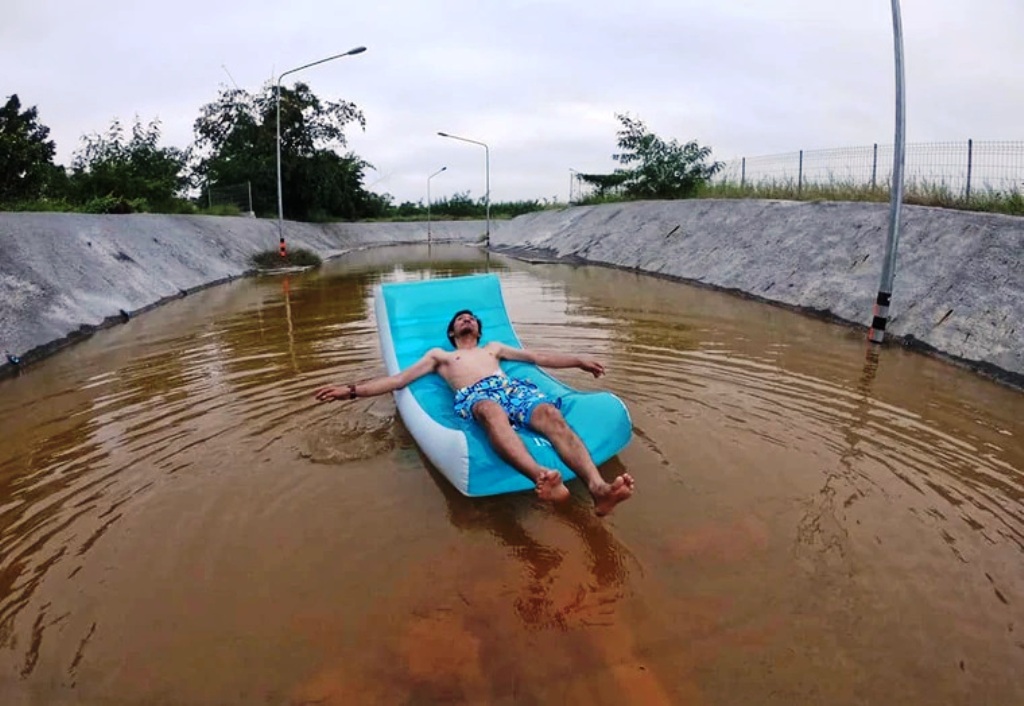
[276,46,366,256]
[437,131,489,245]
[868,0,906,344]
[427,166,447,244]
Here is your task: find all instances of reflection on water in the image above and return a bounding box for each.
[0,243,1021,704]
[427,457,635,630]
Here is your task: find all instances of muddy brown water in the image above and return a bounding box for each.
[0,244,1021,705]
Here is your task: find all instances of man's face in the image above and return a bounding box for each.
[453,312,479,337]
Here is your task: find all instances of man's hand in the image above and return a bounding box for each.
[314,384,356,402]
[579,359,605,378]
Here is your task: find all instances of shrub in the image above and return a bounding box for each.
[250,247,322,269]
[81,195,148,214]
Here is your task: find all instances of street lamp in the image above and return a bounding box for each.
[868,0,906,344]
[437,131,489,245]
[276,45,366,257]
[427,166,447,244]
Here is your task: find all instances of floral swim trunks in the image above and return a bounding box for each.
[453,374,556,428]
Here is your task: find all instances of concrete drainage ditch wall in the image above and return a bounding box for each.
[0,213,486,371]
[1,201,1021,387]
[489,200,1023,388]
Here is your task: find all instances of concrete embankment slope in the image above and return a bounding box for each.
[0,213,485,370]
[489,200,1023,386]
[1,202,1021,387]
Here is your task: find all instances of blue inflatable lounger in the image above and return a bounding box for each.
[374,273,632,496]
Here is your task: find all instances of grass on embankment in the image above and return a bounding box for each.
[692,179,1024,217]
[5,183,1021,219]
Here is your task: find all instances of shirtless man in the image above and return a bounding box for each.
[314,309,635,516]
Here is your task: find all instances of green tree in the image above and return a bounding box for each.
[360,190,394,219]
[69,117,188,211]
[576,171,629,199]
[610,113,722,200]
[433,191,484,218]
[0,94,61,203]
[192,82,370,219]
[293,150,376,220]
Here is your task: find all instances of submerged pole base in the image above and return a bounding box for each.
[868,291,892,344]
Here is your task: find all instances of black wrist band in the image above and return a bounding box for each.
[348,384,358,400]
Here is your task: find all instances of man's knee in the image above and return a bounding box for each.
[472,400,507,427]
[530,402,566,430]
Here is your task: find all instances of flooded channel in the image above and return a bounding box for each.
[1,244,1022,705]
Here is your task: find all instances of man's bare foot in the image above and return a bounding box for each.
[535,469,570,503]
[592,473,635,516]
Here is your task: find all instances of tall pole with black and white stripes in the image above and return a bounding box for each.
[869,0,907,344]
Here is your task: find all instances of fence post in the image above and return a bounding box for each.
[741,157,746,189]
[965,139,973,203]
[872,143,878,190]
[798,150,804,196]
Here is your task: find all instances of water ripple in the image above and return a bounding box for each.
[0,245,1021,703]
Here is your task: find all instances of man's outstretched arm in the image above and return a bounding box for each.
[491,342,605,378]
[314,349,442,401]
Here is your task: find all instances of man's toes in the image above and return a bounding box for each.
[534,471,569,502]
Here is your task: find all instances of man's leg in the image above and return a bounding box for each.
[527,403,634,516]
[472,400,569,503]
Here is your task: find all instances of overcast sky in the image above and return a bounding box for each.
[4,0,1022,205]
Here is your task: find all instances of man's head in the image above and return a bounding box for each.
[447,309,482,346]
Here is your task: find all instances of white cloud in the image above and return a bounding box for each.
[3,0,1022,204]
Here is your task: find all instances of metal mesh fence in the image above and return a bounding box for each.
[714,140,1024,198]
[204,181,254,214]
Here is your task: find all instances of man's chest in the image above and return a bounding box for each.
[446,350,495,367]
